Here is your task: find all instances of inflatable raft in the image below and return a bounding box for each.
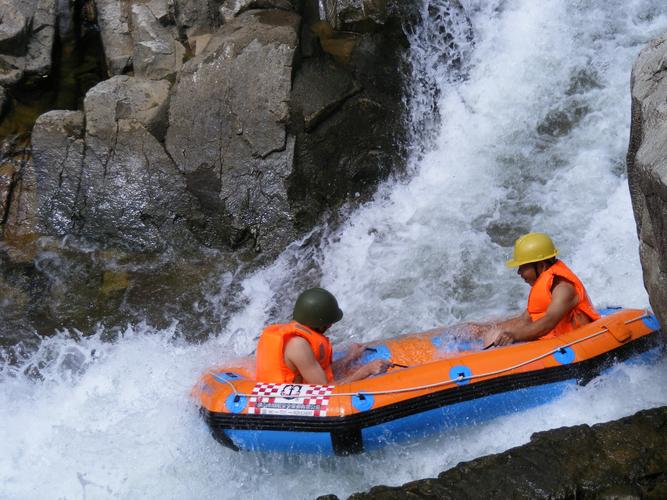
[194,308,663,455]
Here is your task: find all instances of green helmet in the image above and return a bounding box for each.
[293,287,343,331]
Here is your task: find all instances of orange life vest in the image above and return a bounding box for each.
[255,321,334,383]
[527,260,600,338]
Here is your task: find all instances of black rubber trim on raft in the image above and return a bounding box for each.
[202,331,663,454]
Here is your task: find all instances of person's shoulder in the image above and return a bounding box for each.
[552,276,576,295]
[284,335,315,360]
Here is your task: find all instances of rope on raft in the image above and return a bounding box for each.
[213,311,653,400]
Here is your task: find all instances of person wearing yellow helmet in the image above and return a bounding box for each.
[255,287,390,384]
[476,233,600,348]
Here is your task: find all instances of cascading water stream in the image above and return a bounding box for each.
[2,1,667,499]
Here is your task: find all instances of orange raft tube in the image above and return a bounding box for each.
[194,308,663,455]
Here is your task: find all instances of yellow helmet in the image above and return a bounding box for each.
[506,232,559,268]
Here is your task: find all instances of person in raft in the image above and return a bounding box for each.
[255,287,391,384]
[475,232,600,348]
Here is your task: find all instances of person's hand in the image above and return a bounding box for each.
[363,359,391,377]
[487,330,514,348]
[468,322,488,336]
[482,328,499,348]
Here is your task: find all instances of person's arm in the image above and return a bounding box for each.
[332,343,365,375]
[285,337,390,385]
[284,336,329,385]
[491,281,580,346]
[470,313,531,347]
[335,359,390,384]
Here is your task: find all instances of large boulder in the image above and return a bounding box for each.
[0,0,56,85]
[96,0,134,75]
[288,0,412,231]
[0,2,29,55]
[130,2,186,80]
[166,9,301,256]
[343,406,667,500]
[627,31,667,331]
[29,76,199,252]
[23,0,57,79]
[31,110,86,236]
[172,0,222,40]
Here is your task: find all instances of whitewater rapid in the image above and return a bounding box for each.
[3,1,667,499]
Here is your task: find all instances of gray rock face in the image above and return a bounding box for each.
[627,31,667,332]
[318,0,387,32]
[0,2,29,55]
[30,77,198,252]
[130,3,186,80]
[96,0,134,75]
[6,0,412,266]
[173,0,222,39]
[0,85,6,115]
[0,162,15,223]
[288,3,410,232]
[85,75,171,142]
[166,9,300,254]
[219,0,297,23]
[146,0,173,23]
[23,0,57,78]
[81,119,196,252]
[343,406,667,500]
[31,111,86,235]
[0,0,56,85]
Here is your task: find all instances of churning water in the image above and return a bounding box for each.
[3,1,667,498]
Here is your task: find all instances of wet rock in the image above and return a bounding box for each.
[99,269,129,295]
[0,85,6,116]
[0,57,23,86]
[2,160,40,261]
[173,0,223,40]
[291,57,361,131]
[219,0,297,23]
[347,406,667,500]
[627,30,667,332]
[84,75,171,143]
[23,0,57,79]
[80,118,197,253]
[31,110,85,236]
[166,9,300,257]
[130,3,186,80]
[318,0,388,32]
[288,4,410,232]
[0,2,29,55]
[29,77,198,253]
[0,0,56,85]
[96,0,134,75]
[146,0,173,24]
[0,163,15,222]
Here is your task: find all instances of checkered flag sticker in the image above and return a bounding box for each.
[247,383,334,416]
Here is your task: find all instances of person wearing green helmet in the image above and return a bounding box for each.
[474,232,600,348]
[255,287,391,384]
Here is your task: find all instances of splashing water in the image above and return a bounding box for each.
[3,1,667,499]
